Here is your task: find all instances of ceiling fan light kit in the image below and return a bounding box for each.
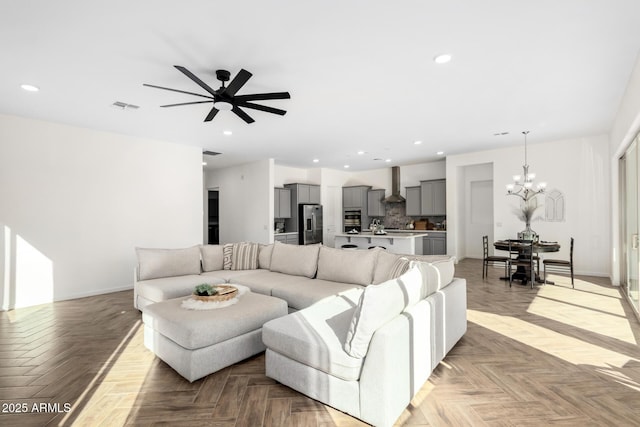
[144,66,290,123]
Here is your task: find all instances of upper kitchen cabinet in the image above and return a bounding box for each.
[367,189,386,217]
[405,186,421,216]
[343,185,371,209]
[294,184,321,204]
[274,187,291,218]
[420,179,446,216]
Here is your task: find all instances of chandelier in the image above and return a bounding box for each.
[506,131,546,202]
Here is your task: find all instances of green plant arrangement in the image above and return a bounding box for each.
[194,284,218,296]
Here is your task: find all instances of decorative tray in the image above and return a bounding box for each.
[192,285,238,302]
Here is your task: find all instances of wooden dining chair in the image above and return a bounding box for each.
[543,237,574,288]
[509,239,535,288]
[482,235,510,280]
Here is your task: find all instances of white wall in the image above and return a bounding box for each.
[205,159,274,244]
[447,135,611,276]
[0,114,203,309]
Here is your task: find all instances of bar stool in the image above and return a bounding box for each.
[341,244,358,250]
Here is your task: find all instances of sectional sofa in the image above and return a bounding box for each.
[134,241,467,427]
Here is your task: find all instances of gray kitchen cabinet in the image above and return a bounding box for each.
[405,186,421,216]
[274,234,287,243]
[309,185,321,204]
[343,186,371,208]
[367,189,386,217]
[423,233,447,255]
[274,187,291,219]
[420,179,446,216]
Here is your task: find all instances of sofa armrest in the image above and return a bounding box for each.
[358,299,434,427]
[133,268,140,310]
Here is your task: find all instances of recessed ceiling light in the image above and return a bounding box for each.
[433,54,452,64]
[202,161,208,166]
[437,151,444,155]
[21,84,39,92]
[357,150,365,155]
[312,159,319,163]
[223,130,232,136]
[385,159,392,163]
[414,140,422,145]
[344,165,350,169]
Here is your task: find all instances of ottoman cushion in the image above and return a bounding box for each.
[143,292,287,350]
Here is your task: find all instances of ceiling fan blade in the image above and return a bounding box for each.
[161,100,214,108]
[174,65,218,96]
[234,92,291,101]
[231,106,255,123]
[143,83,214,100]
[204,106,219,122]
[224,69,252,96]
[236,101,287,116]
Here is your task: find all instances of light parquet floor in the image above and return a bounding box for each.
[1,258,639,426]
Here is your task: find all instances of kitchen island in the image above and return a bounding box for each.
[334,231,429,255]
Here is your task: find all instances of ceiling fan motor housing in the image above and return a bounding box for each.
[215,69,231,82]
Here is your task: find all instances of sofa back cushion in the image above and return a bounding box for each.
[136,246,201,281]
[200,245,224,272]
[343,266,423,358]
[372,250,401,284]
[258,244,274,269]
[269,241,320,278]
[231,242,259,270]
[316,247,377,285]
[409,258,455,297]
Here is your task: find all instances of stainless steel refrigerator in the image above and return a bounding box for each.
[298,204,323,245]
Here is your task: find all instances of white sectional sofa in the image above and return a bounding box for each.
[134,241,467,427]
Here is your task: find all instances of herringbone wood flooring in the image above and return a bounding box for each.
[1,258,639,426]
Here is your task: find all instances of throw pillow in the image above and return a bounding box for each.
[387,257,410,280]
[222,243,233,270]
[343,266,423,358]
[231,242,259,270]
[136,246,201,281]
[200,244,224,272]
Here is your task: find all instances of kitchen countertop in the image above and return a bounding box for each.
[334,231,429,239]
[274,231,297,235]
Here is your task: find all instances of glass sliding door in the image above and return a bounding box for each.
[621,138,639,314]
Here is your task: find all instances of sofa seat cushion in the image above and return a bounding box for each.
[262,289,364,381]
[316,247,377,286]
[228,270,308,296]
[200,269,260,283]
[137,275,226,304]
[271,279,364,311]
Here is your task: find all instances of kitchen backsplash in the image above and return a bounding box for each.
[372,203,446,230]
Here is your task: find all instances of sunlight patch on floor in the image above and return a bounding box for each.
[527,277,638,345]
[61,320,154,426]
[467,309,639,370]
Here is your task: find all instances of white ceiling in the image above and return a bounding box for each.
[2,0,640,171]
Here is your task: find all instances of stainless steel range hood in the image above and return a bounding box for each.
[383,166,405,203]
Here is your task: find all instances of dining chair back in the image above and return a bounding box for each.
[482,235,510,280]
[543,237,574,288]
[509,239,536,288]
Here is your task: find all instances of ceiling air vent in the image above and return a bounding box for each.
[112,101,139,110]
[203,151,221,156]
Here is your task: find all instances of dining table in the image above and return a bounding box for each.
[493,240,561,285]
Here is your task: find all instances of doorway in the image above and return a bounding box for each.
[208,190,219,244]
[620,137,639,316]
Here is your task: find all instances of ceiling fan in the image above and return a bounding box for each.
[144,66,290,123]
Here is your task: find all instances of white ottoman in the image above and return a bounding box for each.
[142,291,288,382]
